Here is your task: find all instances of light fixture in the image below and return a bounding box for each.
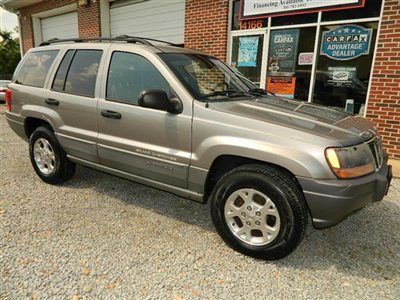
[78,0,89,6]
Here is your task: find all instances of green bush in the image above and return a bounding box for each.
[0,30,21,76]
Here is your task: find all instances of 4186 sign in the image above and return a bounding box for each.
[240,19,266,30]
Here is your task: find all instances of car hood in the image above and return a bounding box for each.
[208,96,376,146]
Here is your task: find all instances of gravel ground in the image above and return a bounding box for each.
[0,105,399,300]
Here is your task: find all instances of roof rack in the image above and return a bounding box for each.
[39,36,183,48]
[116,35,183,47]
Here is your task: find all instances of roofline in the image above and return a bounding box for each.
[0,0,42,11]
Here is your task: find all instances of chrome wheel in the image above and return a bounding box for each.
[33,138,56,175]
[224,188,281,246]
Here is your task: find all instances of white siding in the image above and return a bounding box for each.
[41,12,78,41]
[110,0,185,44]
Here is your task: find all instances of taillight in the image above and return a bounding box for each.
[5,89,12,111]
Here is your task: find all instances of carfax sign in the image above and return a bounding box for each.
[321,25,372,60]
[268,29,300,74]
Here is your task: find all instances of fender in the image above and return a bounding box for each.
[21,104,62,132]
[192,135,334,179]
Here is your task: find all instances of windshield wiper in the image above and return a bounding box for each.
[202,90,248,100]
[248,88,276,97]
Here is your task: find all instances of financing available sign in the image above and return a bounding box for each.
[240,0,365,19]
[321,25,372,60]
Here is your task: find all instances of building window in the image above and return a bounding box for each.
[312,22,379,114]
[228,0,382,115]
[231,34,264,85]
[322,0,383,22]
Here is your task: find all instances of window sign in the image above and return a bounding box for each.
[238,36,260,67]
[241,0,365,19]
[320,25,372,60]
[327,67,357,87]
[268,29,299,74]
[298,52,314,65]
[267,76,296,99]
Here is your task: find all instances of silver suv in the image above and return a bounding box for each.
[5,37,392,260]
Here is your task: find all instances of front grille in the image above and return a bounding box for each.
[367,137,384,170]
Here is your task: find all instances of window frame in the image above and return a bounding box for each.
[15,50,59,88]
[105,50,175,106]
[50,49,103,99]
[51,49,76,92]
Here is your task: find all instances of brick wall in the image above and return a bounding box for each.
[77,1,101,38]
[185,0,229,60]
[367,0,400,160]
[19,0,101,53]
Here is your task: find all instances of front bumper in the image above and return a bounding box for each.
[297,162,392,229]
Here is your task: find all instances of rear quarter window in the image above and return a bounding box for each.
[16,50,59,88]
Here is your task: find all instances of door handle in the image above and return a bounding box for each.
[100,110,122,119]
[45,98,60,106]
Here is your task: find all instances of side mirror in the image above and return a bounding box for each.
[138,89,183,114]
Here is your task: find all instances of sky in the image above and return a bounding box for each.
[0,7,18,36]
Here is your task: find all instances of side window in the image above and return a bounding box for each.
[64,50,103,97]
[16,50,59,88]
[52,50,74,91]
[106,51,170,105]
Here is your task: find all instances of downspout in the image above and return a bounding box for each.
[16,11,23,58]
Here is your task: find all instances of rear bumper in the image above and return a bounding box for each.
[297,162,392,229]
[5,111,27,141]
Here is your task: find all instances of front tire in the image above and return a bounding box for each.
[29,126,76,184]
[210,164,308,260]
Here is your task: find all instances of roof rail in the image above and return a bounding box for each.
[115,35,183,48]
[39,36,183,48]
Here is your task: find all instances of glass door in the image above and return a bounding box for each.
[229,30,266,87]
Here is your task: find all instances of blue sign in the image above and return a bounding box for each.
[321,25,372,61]
[238,36,259,67]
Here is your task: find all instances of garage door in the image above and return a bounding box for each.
[110,0,185,44]
[41,12,79,41]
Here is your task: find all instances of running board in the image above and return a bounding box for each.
[67,155,204,203]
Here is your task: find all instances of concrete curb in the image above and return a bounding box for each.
[389,159,400,178]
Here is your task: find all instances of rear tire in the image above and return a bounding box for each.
[29,126,76,184]
[210,164,308,260]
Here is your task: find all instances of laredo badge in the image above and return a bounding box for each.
[321,25,372,61]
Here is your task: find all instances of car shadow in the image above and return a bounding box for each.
[66,165,400,280]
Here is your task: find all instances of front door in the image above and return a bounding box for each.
[97,46,192,188]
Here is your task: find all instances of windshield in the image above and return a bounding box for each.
[158,53,258,100]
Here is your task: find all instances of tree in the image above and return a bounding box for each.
[0,30,21,77]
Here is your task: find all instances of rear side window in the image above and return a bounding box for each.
[106,51,170,105]
[16,50,58,88]
[52,50,103,97]
[52,50,74,91]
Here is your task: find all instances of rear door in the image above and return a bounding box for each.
[96,44,192,188]
[44,44,109,163]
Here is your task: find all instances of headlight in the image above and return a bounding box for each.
[325,143,375,179]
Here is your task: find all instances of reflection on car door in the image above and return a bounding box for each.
[97,48,192,188]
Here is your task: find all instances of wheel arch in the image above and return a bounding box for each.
[24,117,53,139]
[203,155,304,203]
